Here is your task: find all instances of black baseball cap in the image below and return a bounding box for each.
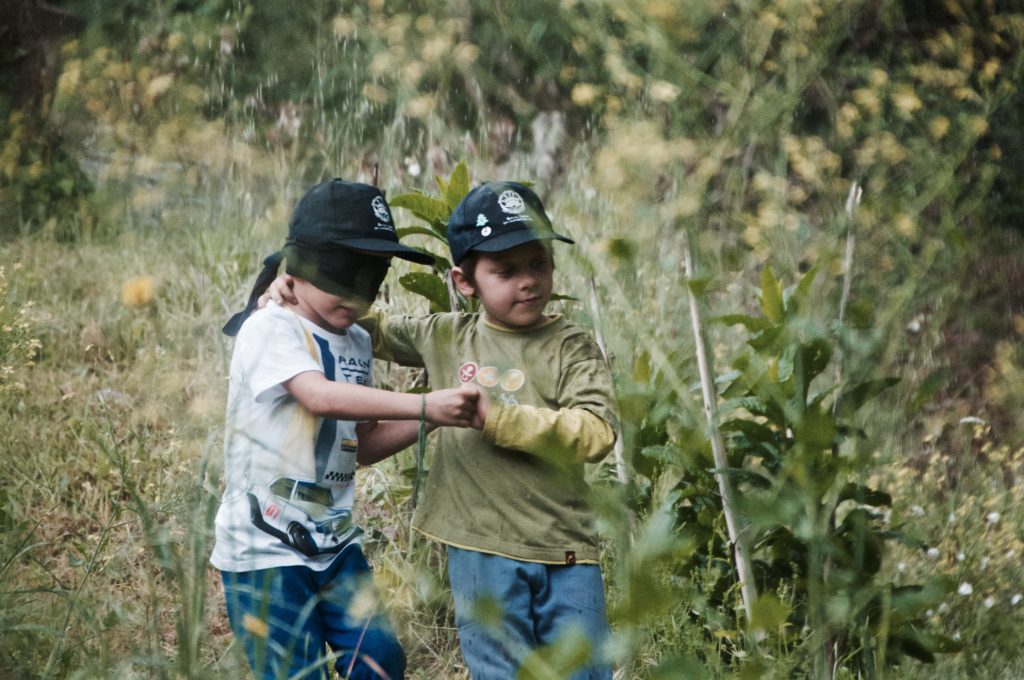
[287,179,434,264]
[447,181,574,265]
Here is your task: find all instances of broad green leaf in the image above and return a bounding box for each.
[841,377,901,413]
[518,627,592,680]
[640,444,680,466]
[794,405,837,450]
[760,265,784,323]
[633,351,652,383]
[398,272,450,311]
[396,225,448,244]
[687,276,711,296]
[907,367,950,415]
[714,314,773,331]
[794,339,832,404]
[750,593,792,631]
[888,578,954,622]
[389,191,450,235]
[444,160,471,210]
[792,266,819,308]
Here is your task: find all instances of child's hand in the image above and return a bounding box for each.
[424,383,480,428]
[470,386,489,430]
[259,274,297,308]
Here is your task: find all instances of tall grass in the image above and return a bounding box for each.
[4,0,1024,677]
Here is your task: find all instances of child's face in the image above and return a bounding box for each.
[455,241,554,330]
[290,277,371,333]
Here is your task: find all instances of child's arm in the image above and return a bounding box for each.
[354,419,432,465]
[479,397,615,466]
[476,332,619,466]
[285,371,479,427]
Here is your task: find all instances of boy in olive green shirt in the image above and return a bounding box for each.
[368,181,617,679]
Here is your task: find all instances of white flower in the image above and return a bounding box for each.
[984,596,995,609]
[1007,549,1016,560]
[958,582,973,596]
[1011,594,1022,606]
[911,505,925,517]
[957,552,966,562]
[926,609,934,617]
[953,631,961,641]
[926,547,940,559]
[938,603,950,613]
[948,512,957,523]
[897,562,906,573]
[981,557,990,570]
[987,511,1001,524]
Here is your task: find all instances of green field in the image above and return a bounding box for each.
[2,1,1024,678]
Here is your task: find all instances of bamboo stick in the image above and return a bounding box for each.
[681,231,759,627]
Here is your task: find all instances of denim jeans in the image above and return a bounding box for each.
[221,546,405,680]
[446,546,612,680]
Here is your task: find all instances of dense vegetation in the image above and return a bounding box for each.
[2,0,1023,677]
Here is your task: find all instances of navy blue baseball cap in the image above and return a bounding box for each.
[447,181,574,265]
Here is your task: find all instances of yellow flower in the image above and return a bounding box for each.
[929,116,950,140]
[241,614,268,638]
[649,80,680,103]
[121,276,156,307]
[890,86,922,117]
[571,83,599,106]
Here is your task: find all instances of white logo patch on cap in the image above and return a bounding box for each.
[497,190,526,215]
[371,195,393,228]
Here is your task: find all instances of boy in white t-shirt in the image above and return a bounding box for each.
[213,179,479,680]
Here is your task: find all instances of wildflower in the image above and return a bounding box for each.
[121,275,156,307]
[926,547,940,559]
[981,556,989,570]
[571,83,599,106]
[1011,594,1022,606]
[897,562,906,572]
[911,505,925,517]
[242,614,268,638]
[948,511,957,523]
[958,582,973,596]
[984,596,995,609]
[938,603,949,613]
[957,552,965,562]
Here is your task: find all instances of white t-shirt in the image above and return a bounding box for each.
[211,303,372,572]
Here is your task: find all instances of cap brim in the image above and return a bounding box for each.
[468,229,575,256]
[340,238,435,265]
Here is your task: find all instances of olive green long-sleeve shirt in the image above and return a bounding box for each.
[363,311,618,564]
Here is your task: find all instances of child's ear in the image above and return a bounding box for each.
[450,267,476,298]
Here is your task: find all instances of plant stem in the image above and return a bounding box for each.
[588,276,628,488]
[681,231,759,630]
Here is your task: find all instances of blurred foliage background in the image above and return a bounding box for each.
[2,0,1023,677]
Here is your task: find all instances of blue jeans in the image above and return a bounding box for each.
[447,546,612,680]
[221,546,405,680]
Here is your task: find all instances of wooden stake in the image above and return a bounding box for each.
[682,231,759,628]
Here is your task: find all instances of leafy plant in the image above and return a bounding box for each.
[389,161,472,313]
[665,265,961,674]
